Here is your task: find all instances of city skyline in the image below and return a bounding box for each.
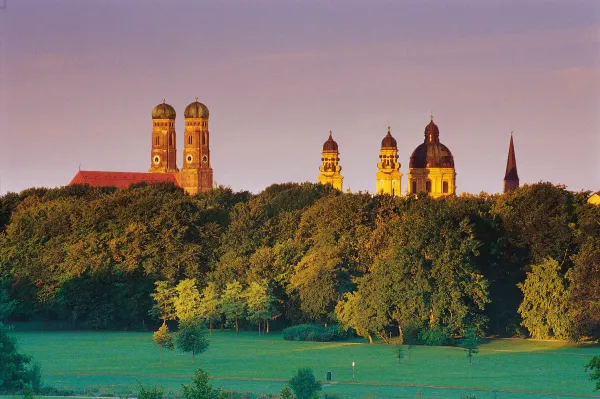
[0,0,598,195]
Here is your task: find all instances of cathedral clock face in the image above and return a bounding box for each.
[202,155,208,163]
[153,156,161,165]
[186,155,193,164]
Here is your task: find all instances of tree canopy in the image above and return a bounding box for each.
[0,181,598,342]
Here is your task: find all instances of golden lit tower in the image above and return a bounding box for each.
[407,116,456,197]
[179,98,213,195]
[318,131,343,191]
[149,100,178,173]
[376,127,402,196]
[503,133,519,192]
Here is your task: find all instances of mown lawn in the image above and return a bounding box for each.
[8,329,600,399]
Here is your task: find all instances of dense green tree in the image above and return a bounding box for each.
[221,281,246,334]
[176,318,209,363]
[289,246,347,324]
[568,237,600,340]
[336,290,387,344]
[518,258,572,339]
[288,368,322,399]
[0,284,16,321]
[0,322,32,393]
[491,183,576,265]
[585,356,600,391]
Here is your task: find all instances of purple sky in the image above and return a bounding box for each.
[1,0,599,195]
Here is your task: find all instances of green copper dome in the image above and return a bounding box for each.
[184,99,210,119]
[152,100,176,119]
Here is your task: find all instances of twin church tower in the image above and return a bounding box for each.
[318,117,519,196]
[148,99,213,195]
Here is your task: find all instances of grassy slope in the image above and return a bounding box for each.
[10,330,600,399]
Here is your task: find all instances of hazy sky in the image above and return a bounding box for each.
[1,0,599,195]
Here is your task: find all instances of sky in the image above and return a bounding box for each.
[0,0,599,195]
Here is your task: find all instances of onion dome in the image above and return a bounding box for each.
[152,99,176,119]
[381,126,397,148]
[184,98,210,119]
[322,131,338,151]
[409,118,455,168]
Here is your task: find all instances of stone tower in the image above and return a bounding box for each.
[407,116,456,197]
[149,100,178,173]
[376,127,402,196]
[503,133,519,192]
[180,98,213,195]
[318,131,343,191]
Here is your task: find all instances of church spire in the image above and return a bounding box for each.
[503,133,519,192]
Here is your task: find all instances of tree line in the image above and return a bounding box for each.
[0,181,598,342]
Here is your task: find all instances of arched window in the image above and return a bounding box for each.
[202,133,206,145]
[155,136,159,146]
[188,135,192,145]
[412,181,417,193]
[169,134,172,145]
[426,180,432,192]
[443,181,449,193]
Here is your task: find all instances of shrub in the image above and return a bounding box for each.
[28,362,42,393]
[288,368,321,399]
[182,368,220,399]
[417,326,451,346]
[138,385,164,399]
[282,324,349,342]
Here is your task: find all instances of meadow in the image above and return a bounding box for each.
[8,329,600,399]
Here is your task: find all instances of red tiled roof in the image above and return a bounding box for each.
[69,170,178,189]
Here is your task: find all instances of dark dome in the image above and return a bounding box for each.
[152,100,176,119]
[184,99,209,119]
[381,127,397,148]
[409,119,454,168]
[323,131,338,151]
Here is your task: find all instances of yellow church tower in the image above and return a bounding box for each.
[179,98,213,195]
[149,100,178,173]
[318,131,343,191]
[376,127,402,196]
[407,116,456,198]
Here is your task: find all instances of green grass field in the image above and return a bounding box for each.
[8,329,600,399]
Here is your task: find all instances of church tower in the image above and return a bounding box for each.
[318,131,343,191]
[407,116,456,198]
[376,127,402,196]
[179,98,213,195]
[503,133,519,192]
[149,100,178,173]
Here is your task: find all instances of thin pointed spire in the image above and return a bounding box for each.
[504,133,519,192]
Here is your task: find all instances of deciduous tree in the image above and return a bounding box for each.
[221,280,245,334]
[518,258,572,339]
[176,318,209,364]
[153,323,174,363]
